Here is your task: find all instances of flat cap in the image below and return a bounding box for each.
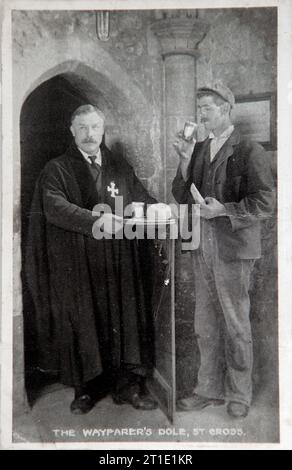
[197,81,235,107]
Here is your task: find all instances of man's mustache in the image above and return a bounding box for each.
[82,138,98,143]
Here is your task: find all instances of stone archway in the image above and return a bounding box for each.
[14,61,161,416]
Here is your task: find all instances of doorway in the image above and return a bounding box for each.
[20,74,105,404]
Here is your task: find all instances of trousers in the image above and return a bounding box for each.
[192,220,255,406]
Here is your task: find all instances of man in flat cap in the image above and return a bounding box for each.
[172,82,275,418]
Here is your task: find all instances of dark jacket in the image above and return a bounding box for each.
[172,128,276,260]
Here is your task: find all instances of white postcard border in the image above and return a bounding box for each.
[1,0,292,450]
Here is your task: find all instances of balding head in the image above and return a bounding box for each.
[70,104,105,125]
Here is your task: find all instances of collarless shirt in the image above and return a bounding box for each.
[78,147,102,166]
[180,125,235,181]
[209,125,234,162]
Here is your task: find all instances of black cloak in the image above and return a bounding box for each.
[25,142,157,387]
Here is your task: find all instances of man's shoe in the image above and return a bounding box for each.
[227,401,249,418]
[177,393,225,411]
[112,391,158,410]
[70,374,111,414]
[70,394,96,414]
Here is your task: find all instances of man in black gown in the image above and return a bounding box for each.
[25,104,157,414]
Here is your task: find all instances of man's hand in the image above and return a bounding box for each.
[97,213,124,236]
[200,197,226,219]
[173,131,196,161]
[173,131,196,181]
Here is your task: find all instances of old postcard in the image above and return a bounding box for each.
[1,0,292,451]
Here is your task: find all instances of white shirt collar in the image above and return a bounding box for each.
[78,147,102,166]
[209,125,234,140]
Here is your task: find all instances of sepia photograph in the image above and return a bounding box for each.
[1,0,292,451]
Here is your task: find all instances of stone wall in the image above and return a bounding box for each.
[197,8,277,94]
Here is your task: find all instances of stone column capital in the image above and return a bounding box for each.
[152,17,210,58]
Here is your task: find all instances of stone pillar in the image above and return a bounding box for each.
[152,13,209,201]
[152,13,209,398]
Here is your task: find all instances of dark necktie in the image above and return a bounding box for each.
[88,155,102,192]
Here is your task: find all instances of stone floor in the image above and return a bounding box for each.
[12,383,279,446]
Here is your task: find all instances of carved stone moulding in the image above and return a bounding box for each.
[152,18,210,58]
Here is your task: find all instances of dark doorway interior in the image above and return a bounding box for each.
[20,75,95,404]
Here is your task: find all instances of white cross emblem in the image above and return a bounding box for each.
[107,181,119,198]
